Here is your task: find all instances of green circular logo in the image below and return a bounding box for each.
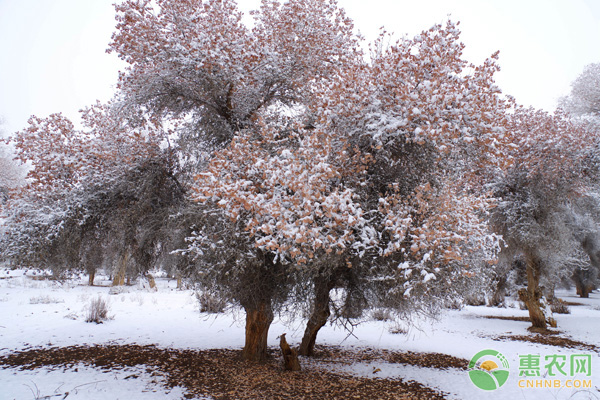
[468,349,510,391]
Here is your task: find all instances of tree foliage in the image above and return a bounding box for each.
[3,0,599,360]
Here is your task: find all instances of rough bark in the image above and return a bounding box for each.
[112,251,129,287]
[299,275,336,356]
[242,302,274,362]
[279,333,301,371]
[519,253,555,329]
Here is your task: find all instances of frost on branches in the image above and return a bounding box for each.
[491,106,600,328]
[1,103,167,274]
[108,0,360,160]
[5,0,585,364]
[560,63,600,127]
[186,18,507,357]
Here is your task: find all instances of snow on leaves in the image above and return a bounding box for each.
[188,17,505,297]
[8,102,163,199]
[192,125,369,264]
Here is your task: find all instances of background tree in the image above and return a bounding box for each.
[560,63,600,128]
[490,107,600,329]
[558,63,600,297]
[0,103,170,280]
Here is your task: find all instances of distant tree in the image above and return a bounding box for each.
[0,103,174,282]
[0,123,24,197]
[560,63,600,125]
[491,107,600,328]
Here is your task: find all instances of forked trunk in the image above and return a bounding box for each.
[242,302,274,362]
[299,275,336,356]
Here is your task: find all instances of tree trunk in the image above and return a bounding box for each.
[576,281,591,298]
[88,269,96,286]
[519,253,555,329]
[279,333,301,371]
[242,302,274,362]
[112,252,129,287]
[146,273,156,289]
[299,275,336,356]
[573,268,592,298]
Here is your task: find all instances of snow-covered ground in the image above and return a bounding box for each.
[1,268,599,399]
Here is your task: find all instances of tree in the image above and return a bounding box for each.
[560,63,600,124]
[109,0,363,362]
[191,20,507,358]
[0,123,24,203]
[490,107,600,328]
[0,103,171,280]
[292,21,509,355]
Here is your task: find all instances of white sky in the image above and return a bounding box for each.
[0,0,599,136]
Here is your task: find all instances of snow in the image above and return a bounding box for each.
[1,269,599,399]
[0,365,192,400]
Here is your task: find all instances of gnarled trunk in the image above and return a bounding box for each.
[242,302,274,362]
[519,253,555,329]
[299,275,336,357]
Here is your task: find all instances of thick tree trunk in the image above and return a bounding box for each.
[519,253,555,329]
[299,275,336,357]
[112,252,129,287]
[573,268,592,298]
[242,302,274,362]
[576,281,591,298]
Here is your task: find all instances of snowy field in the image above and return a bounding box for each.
[0,268,599,400]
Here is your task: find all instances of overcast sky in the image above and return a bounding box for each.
[0,0,599,136]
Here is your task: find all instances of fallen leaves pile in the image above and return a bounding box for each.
[0,345,450,399]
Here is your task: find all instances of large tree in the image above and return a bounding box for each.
[190,20,508,358]
[107,0,364,362]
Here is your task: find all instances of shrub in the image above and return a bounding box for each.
[371,308,392,322]
[550,299,571,314]
[196,290,226,314]
[29,295,64,304]
[85,296,110,323]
